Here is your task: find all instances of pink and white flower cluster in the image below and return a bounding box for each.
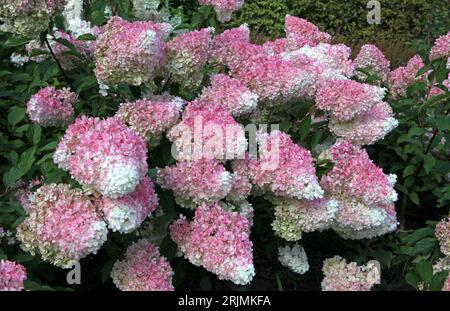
[115,96,183,147]
[328,101,399,146]
[54,116,148,198]
[111,239,174,291]
[321,256,380,291]
[284,15,331,46]
[170,203,255,285]
[16,184,108,268]
[429,31,450,62]
[166,27,214,90]
[198,0,244,23]
[321,141,398,239]
[158,158,232,209]
[26,86,78,127]
[0,260,27,291]
[199,74,258,117]
[353,44,391,81]
[168,100,247,161]
[315,79,386,122]
[100,177,159,234]
[388,55,426,99]
[272,197,339,241]
[247,130,323,201]
[95,16,170,86]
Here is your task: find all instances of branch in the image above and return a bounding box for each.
[44,36,76,91]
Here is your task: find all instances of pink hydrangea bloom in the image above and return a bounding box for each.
[284,15,331,45]
[331,198,398,240]
[435,214,450,257]
[0,0,66,37]
[167,100,247,161]
[321,256,380,291]
[353,44,390,81]
[282,43,355,80]
[26,86,77,127]
[429,31,450,61]
[226,161,253,203]
[230,49,315,103]
[321,141,398,239]
[388,55,426,99]
[321,141,398,207]
[170,203,255,285]
[111,239,174,291]
[100,177,159,234]
[198,0,244,23]
[53,116,148,198]
[157,158,232,209]
[272,197,339,241]
[210,24,250,65]
[263,38,289,55]
[329,101,399,145]
[16,184,108,268]
[166,28,214,90]
[95,16,169,86]
[115,97,183,147]
[52,30,96,71]
[316,79,386,122]
[0,260,27,291]
[198,74,258,117]
[247,130,323,200]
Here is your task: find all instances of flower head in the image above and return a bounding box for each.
[27,86,77,127]
[166,28,214,90]
[353,44,390,81]
[158,158,232,209]
[170,203,255,285]
[16,184,108,268]
[116,96,182,147]
[321,256,380,291]
[198,74,258,117]
[0,260,27,291]
[111,239,174,291]
[54,116,148,198]
[100,177,159,234]
[95,16,168,86]
[278,244,309,274]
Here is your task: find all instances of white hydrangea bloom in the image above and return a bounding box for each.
[278,244,309,274]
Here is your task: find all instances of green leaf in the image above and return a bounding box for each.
[29,124,42,145]
[77,34,97,41]
[415,260,433,283]
[8,106,26,127]
[430,271,449,291]
[298,116,312,140]
[409,192,420,206]
[275,273,284,291]
[403,165,416,177]
[405,271,419,288]
[436,116,450,132]
[13,251,35,263]
[24,280,56,291]
[159,236,178,260]
[4,36,30,47]
[423,154,436,174]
